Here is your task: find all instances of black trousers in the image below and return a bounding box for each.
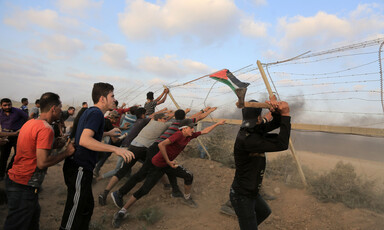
[114,145,148,180]
[133,163,193,200]
[60,160,94,230]
[118,142,180,195]
[0,136,17,178]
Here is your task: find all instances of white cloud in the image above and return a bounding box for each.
[118,0,240,44]
[138,55,212,78]
[276,4,384,54]
[95,43,132,69]
[31,34,85,60]
[57,0,103,14]
[239,18,268,38]
[3,8,79,31]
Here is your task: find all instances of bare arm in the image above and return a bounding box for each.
[195,107,217,121]
[200,120,226,135]
[79,129,135,162]
[36,141,75,169]
[158,138,177,168]
[148,107,168,118]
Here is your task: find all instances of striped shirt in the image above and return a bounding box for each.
[155,118,197,143]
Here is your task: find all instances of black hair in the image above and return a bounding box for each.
[35,99,40,105]
[82,102,87,106]
[39,92,61,113]
[1,98,11,105]
[147,91,154,100]
[115,100,119,107]
[129,106,138,115]
[21,98,28,103]
[68,106,75,111]
[92,82,114,104]
[175,109,186,120]
[134,107,146,119]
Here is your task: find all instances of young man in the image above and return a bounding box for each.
[4,92,75,230]
[230,97,291,230]
[105,107,218,208]
[0,98,28,181]
[60,82,135,230]
[20,98,29,115]
[112,118,225,228]
[98,111,175,207]
[29,99,40,119]
[144,88,168,116]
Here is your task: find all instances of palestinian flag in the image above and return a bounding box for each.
[209,69,250,92]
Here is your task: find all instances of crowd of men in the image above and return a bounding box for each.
[0,82,291,230]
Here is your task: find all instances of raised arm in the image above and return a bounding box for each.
[156,89,168,105]
[148,107,168,118]
[200,120,225,135]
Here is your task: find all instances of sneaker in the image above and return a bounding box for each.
[183,197,198,208]
[220,204,237,217]
[111,191,124,208]
[112,211,127,228]
[171,189,184,198]
[98,193,107,206]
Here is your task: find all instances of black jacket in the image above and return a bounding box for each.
[231,113,291,198]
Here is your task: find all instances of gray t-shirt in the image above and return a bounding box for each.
[30,107,39,119]
[144,101,157,115]
[132,120,171,148]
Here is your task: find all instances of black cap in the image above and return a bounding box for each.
[179,119,197,129]
[241,100,262,128]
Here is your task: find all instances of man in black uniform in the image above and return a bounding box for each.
[230,97,291,230]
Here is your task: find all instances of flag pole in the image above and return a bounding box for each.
[256,60,308,187]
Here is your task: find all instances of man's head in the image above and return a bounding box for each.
[241,100,262,128]
[134,107,146,119]
[146,92,154,100]
[154,113,166,122]
[21,98,28,105]
[39,92,62,121]
[67,106,75,115]
[35,99,40,108]
[129,106,138,115]
[175,109,186,120]
[179,119,196,137]
[82,102,88,108]
[1,98,12,112]
[92,82,115,110]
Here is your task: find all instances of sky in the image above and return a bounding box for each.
[0,0,384,126]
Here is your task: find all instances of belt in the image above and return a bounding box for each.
[249,153,265,157]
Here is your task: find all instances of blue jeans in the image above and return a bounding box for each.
[230,188,271,230]
[4,177,40,230]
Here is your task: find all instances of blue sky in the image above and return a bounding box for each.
[0,0,383,126]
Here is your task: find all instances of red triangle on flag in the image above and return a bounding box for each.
[209,69,228,80]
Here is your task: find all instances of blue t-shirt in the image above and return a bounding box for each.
[73,106,105,171]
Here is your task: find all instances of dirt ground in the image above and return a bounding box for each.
[1,150,384,230]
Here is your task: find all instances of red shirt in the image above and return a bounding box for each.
[152,131,201,168]
[113,108,131,127]
[8,119,54,185]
